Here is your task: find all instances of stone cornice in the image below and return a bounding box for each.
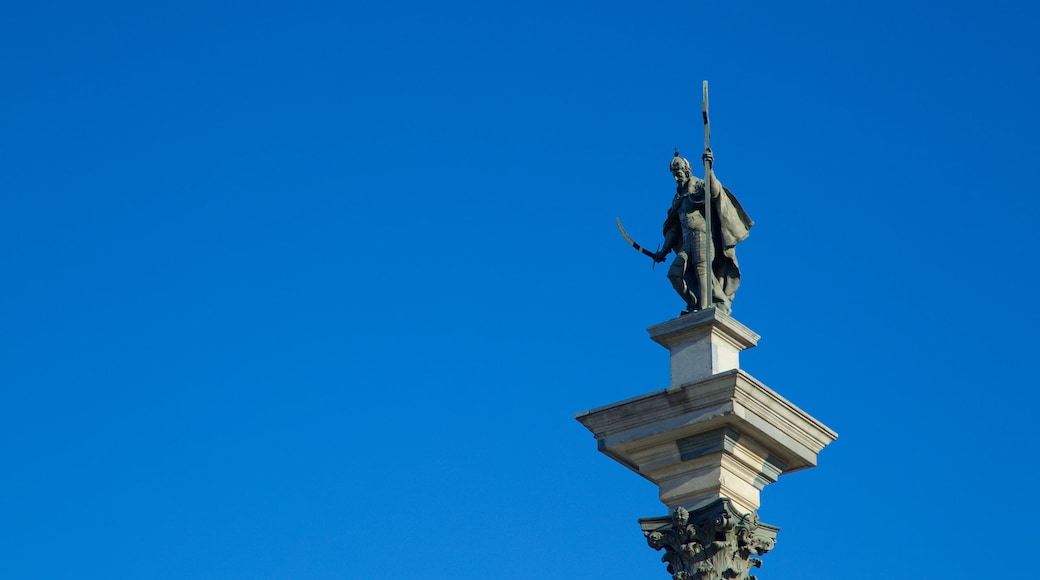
[574,369,837,475]
[647,309,760,352]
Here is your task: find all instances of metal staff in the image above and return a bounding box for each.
[701,80,713,311]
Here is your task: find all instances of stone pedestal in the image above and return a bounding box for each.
[647,308,759,387]
[575,311,837,579]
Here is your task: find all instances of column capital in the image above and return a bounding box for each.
[640,499,777,580]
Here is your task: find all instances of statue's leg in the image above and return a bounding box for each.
[667,251,698,312]
[685,230,707,311]
[708,249,732,314]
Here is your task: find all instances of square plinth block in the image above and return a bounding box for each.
[647,309,760,386]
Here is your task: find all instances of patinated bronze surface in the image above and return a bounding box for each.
[653,150,753,316]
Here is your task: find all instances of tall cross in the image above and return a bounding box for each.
[701,81,713,311]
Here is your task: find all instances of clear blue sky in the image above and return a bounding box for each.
[2,1,1038,578]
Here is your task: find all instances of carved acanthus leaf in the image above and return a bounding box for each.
[640,499,778,580]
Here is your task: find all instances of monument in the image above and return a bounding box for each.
[578,83,837,580]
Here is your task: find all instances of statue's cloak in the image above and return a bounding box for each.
[663,185,754,307]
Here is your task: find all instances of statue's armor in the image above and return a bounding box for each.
[667,178,712,313]
[677,179,709,235]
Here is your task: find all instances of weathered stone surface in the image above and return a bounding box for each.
[640,499,777,580]
[575,368,836,514]
[647,309,759,386]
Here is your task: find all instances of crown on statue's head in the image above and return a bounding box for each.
[670,149,691,173]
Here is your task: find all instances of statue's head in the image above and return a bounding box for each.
[670,150,692,186]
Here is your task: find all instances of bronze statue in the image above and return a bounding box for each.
[617,83,754,316]
[653,149,753,315]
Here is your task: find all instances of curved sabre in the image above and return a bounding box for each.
[616,217,660,263]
